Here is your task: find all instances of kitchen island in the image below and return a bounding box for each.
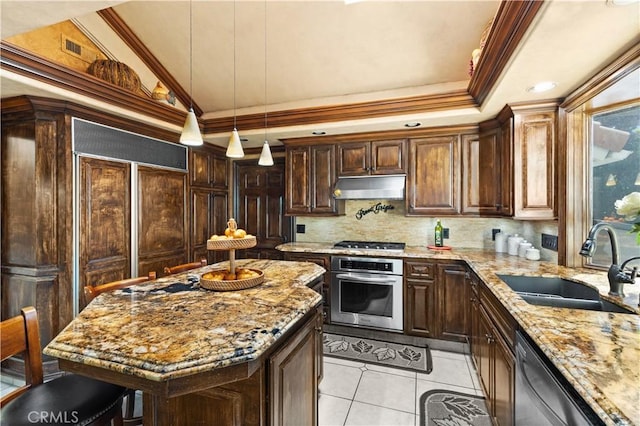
[278,242,639,426]
[44,259,324,426]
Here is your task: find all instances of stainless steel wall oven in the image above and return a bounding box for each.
[330,256,403,332]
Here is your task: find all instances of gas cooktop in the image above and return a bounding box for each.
[333,241,406,251]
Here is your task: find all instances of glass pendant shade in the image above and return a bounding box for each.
[258,140,274,166]
[226,128,244,158]
[180,108,203,146]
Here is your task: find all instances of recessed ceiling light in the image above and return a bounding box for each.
[404,122,422,128]
[312,131,327,135]
[526,81,557,93]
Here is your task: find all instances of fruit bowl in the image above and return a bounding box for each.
[200,268,264,291]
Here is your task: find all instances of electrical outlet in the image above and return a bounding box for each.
[443,228,450,239]
[296,224,305,234]
[492,229,501,241]
[541,233,558,251]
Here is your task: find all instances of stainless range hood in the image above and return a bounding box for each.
[332,174,405,200]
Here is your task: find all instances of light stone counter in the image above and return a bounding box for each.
[277,242,640,426]
[44,259,323,383]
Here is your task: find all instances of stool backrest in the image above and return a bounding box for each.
[163,258,207,275]
[0,306,43,407]
[84,271,157,304]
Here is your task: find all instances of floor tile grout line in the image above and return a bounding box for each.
[342,368,366,426]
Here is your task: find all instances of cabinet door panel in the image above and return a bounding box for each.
[311,145,336,213]
[462,132,501,215]
[190,150,210,186]
[513,110,556,219]
[79,157,130,289]
[337,142,369,176]
[237,161,291,259]
[405,279,437,337]
[138,167,187,274]
[493,333,515,426]
[438,264,470,342]
[371,139,406,175]
[269,312,318,426]
[408,136,459,215]
[286,147,310,214]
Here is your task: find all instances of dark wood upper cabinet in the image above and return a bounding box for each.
[337,139,406,176]
[407,135,460,215]
[236,160,291,260]
[462,131,502,215]
[512,104,557,220]
[189,148,229,264]
[190,148,228,190]
[285,144,341,216]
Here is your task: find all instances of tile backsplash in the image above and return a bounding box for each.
[294,200,559,262]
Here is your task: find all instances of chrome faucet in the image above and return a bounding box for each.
[579,223,637,298]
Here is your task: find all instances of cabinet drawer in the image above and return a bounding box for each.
[404,261,436,279]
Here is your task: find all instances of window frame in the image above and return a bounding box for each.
[559,44,640,268]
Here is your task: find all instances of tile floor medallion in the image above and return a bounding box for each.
[323,333,432,374]
[319,349,483,426]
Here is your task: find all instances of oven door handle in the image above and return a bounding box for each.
[335,273,398,284]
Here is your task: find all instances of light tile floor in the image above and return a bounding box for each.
[319,349,483,426]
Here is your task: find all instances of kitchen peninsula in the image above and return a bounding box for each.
[279,243,639,426]
[44,259,324,426]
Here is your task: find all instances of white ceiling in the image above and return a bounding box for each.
[1,0,639,149]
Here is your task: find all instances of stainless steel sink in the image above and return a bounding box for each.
[497,275,637,314]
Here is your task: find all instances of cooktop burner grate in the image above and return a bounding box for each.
[333,240,406,251]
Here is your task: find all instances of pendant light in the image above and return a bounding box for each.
[258,0,274,166]
[180,0,203,146]
[226,0,244,158]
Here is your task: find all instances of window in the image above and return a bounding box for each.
[587,102,640,267]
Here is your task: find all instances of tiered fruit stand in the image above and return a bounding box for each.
[201,219,264,291]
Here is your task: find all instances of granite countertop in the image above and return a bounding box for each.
[44,259,323,383]
[277,242,640,426]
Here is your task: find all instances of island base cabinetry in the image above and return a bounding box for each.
[142,307,322,426]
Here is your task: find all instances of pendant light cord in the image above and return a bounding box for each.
[264,0,268,138]
[233,0,237,129]
[189,0,193,110]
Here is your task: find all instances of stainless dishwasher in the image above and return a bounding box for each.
[515,332,602,425]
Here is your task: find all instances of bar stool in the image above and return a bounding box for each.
[84,271,157,304]
[163,258,207,275]
[1,306,126,425]
[83,272,157,425]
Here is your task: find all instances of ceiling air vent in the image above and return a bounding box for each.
[61,35,99,63]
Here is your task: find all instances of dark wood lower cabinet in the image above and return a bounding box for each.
[404,261,438,337]
[470,274,515,426]
[438,263,470,342]
[404,260,469,341]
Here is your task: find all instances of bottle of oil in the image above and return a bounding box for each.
[434,219,443,247]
